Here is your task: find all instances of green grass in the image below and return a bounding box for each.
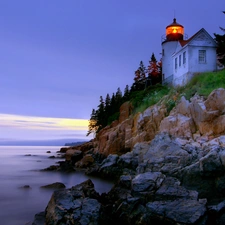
[179,69,225,100]
[129,69,225,114]
[130,84,170,113]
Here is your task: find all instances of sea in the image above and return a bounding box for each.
[0,146,114,225]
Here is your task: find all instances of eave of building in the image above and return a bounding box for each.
[172,44,188,57]
[172,28,217,57]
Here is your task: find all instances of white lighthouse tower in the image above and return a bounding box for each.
[162,18,185,84]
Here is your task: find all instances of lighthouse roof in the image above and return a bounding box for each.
[166,18,184,29]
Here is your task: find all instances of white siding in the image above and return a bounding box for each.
[162,41,178,80]
[173,46,190,86]
[188,46,217,73]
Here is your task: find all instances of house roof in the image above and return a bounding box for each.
[178,28,216,47]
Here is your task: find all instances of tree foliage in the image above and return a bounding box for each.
[214,11,225,66]
[147,53,162,85]
[86,53,163,136]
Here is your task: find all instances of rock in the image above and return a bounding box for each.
[119,175,132,189]
[205,88,225,113]
[100,154,119,169]
[132,172,165,192]
[117,152,138,170]
[146,198,207,224]
[20,185,31,189]
[25,154,31,156]
[160,113,196,139]
[119,101,132,123]
[142,133,195,175]
[71,150,83,164]
[155,177,198,201]
[65,149,83,162]
[99,154,122,178]
[42,165,59,171]
[60,147,69,153]
[75,154,94,168]
[45,180,101,225]
[40,182,66,189]
[46,151,51,153]
[32,211,45,225]
[48,155,55,158]
[199,147,224,176]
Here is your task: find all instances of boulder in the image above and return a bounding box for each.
[75,154,94,168]
[45,180,100,225]
[132,172,165,192]
[142,133,195,175]
[32,211,45,225]
[40,182,66,189]
[65,149,82,162]
[98,154,122,178]
[146,198,207,224]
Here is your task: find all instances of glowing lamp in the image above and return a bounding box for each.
[166,18,184,41]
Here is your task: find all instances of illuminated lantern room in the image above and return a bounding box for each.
[166,18,184,41]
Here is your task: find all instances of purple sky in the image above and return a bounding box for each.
[0,0,224,143]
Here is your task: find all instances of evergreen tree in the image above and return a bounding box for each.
[214,11,225,66]
[123,84,130,101]
[104,93,111,125]
[105,94,111,112]
[132,61,146,91]
[107,92,116,119]
[115,87,123,109]
[95,96,105,132]
[138,61,146,81]
[147,53,161,85]
[86,109,98,136]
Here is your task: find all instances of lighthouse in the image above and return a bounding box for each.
[162,18,217,86]
[162,18,185,84]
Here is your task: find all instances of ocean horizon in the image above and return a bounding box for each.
[0,138,90,146]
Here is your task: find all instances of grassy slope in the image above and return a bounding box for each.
[130,69,225,114]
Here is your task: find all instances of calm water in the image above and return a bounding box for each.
[0,146,114,225]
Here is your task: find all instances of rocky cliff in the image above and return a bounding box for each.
[37,88,225,225]
[90,88,225,157]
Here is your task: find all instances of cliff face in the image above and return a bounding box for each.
[160,88,225,139]
[92,88,225,156]
[93,99,168,156]
[43,88,225,225]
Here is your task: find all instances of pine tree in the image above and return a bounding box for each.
[109,93,116,115]
[95,96,105,132]
[214,11,225,66]
[132,61,146,91]
[104,93,111,125]
[115,87,122,109]
[86,109,98,136]
[123,84,130,101]
[147,53,161,85]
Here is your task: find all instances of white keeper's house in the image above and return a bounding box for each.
[162,18,217,86]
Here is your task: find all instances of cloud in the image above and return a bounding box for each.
[0,113,89,131]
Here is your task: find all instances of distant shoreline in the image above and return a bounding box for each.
[0,138,89,147]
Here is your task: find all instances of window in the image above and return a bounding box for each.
[179,55,181,67]
[183,51,186,64]
[175,57,177,69]
[199,50,206,63]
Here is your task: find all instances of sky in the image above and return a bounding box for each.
[0,0,224,144]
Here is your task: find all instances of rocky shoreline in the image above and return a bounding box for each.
[32,89,225,225]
